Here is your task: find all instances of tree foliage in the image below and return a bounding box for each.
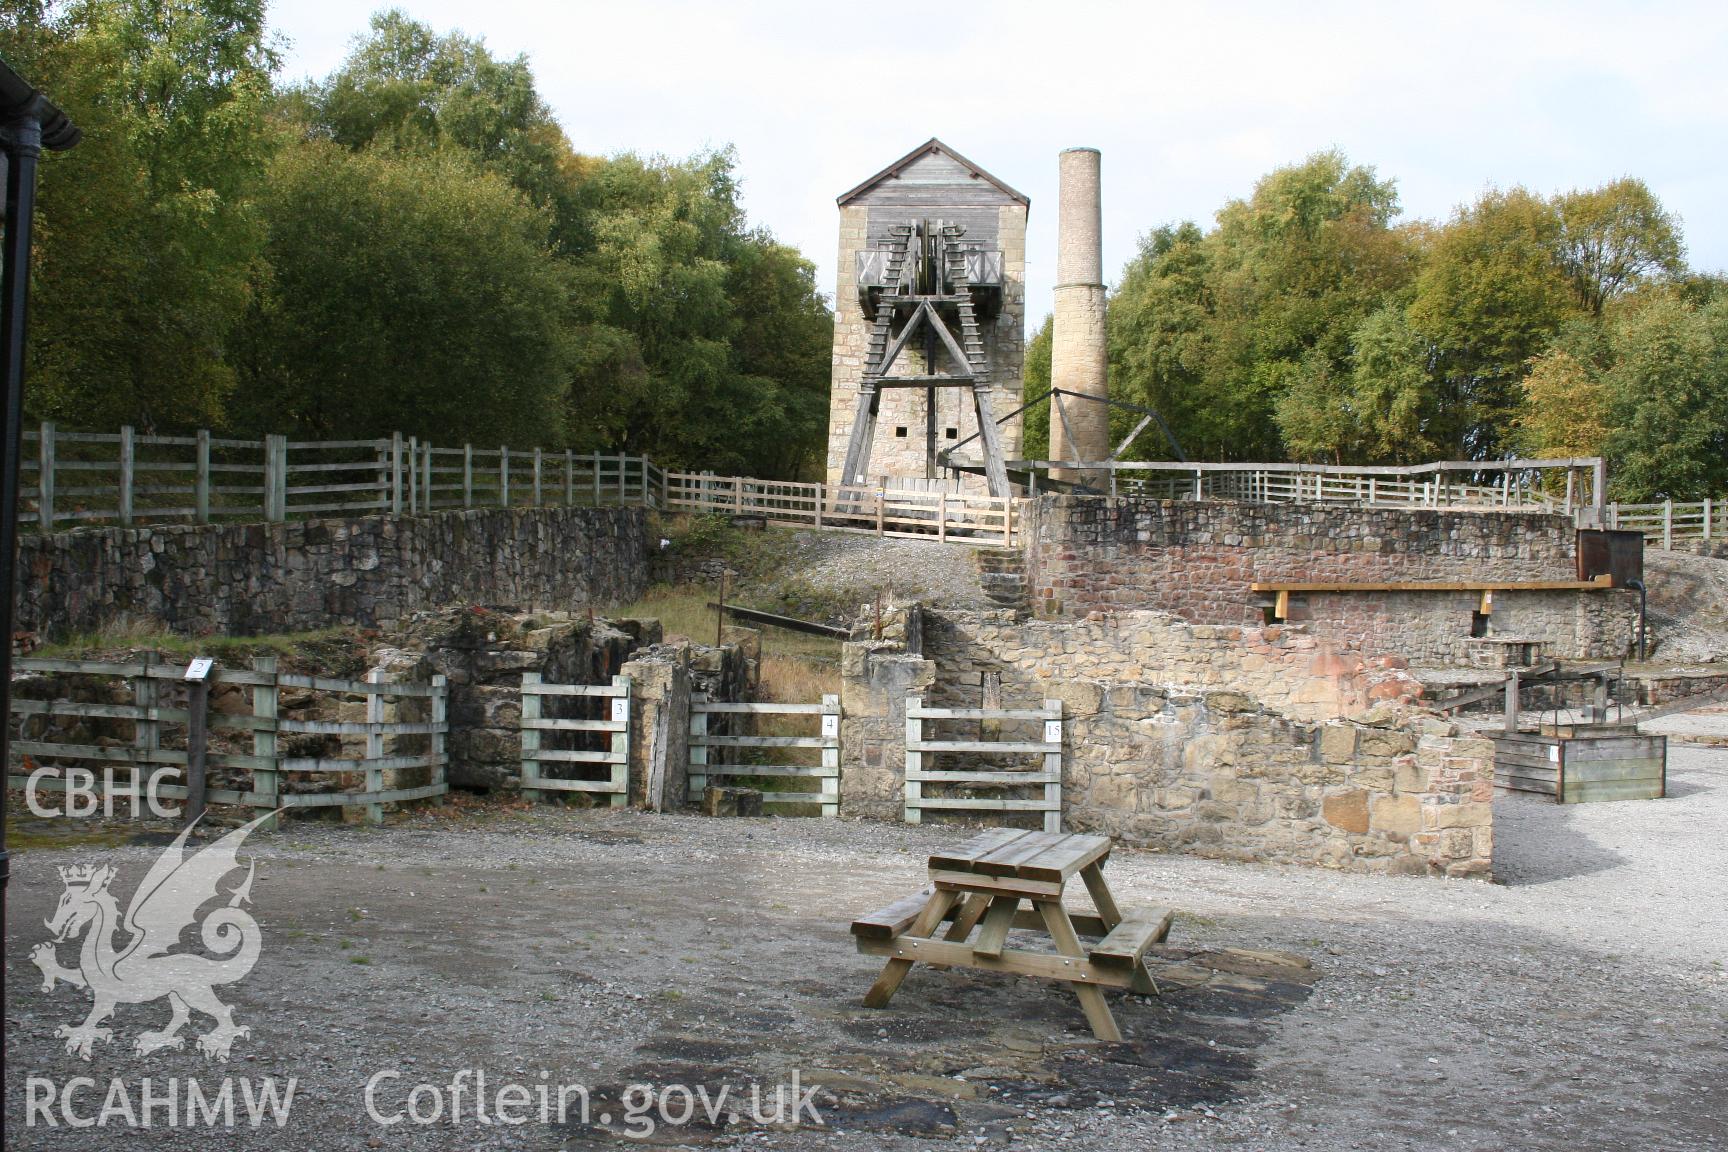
[10,4,834,477]
[6,0,276,430]
[1109,152,1417,461]
[1553,178,1684,316]
[1600,292,1728,500]
[1103,154,1722,497]
[229,141,570,446]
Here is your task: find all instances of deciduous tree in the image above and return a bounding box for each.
[229,141,571,446]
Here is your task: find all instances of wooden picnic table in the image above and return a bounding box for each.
[850,829,1173,1042]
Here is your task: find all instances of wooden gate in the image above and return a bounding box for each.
[689,694,840,816]
[904,696,1063,832]
[519,674,630,805]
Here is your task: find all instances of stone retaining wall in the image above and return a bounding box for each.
[16,506,650,640]
[840,606,1495,878]
[1025,496,1576,623]
[1021,495,1634,664]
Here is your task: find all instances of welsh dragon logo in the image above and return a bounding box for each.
[30,813,271,1061]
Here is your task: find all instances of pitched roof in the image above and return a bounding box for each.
[837,138,1029,207]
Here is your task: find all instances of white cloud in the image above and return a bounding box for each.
[269,0,1728,324]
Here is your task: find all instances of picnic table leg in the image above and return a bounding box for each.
[1035,900,1123,1042]
[863,889,959,1009]
[1079,862,1122,930]
[929,893,992,972]
[972,895,1021,958]
[944,893,991,943]
[1080,863,1160,996]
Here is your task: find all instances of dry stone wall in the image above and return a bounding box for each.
[372,608,652,791]
[16,506,649,641]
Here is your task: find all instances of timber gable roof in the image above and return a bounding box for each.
[837,138,1029,208]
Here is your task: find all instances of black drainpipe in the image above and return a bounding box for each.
[1,55,80,1149]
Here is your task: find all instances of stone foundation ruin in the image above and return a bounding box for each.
[841,604,1494,877]
[832,492,1649,879]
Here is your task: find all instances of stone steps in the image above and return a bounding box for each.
[974,548,1030,611]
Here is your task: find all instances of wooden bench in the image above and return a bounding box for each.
[851,830,1176,1041]
[1088,909,1174,969]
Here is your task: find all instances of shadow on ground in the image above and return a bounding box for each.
[570,946,1317,1145]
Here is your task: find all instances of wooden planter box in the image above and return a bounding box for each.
[1493,726,1666,803]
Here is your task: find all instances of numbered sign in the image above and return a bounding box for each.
[611,697,630,723]
[183,657,215,682]
[1043,720,1063,744]
[821,714,840,739]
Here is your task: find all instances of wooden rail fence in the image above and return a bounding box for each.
[20,423,1727,551]
[1025,456,1611,517]
[519,674,631,805]
[1607,499,1726,550]
[688,694,841,816]
[7,656,448,824]
[20,423,656,529]
[661,470,1017,547]
[904,697,1063,832]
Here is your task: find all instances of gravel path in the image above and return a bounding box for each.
[1645,550,1728,663]
[762,531,994,613]
[6,744,1726,1150]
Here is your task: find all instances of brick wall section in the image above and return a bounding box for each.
[841,607,1495,878]
[1022,494,1634,663]
[16,506,649,640]
[1026,496,1576,621]
[1298,588,1638,663]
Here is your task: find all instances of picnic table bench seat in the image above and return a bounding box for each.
[1088,909,1174,968]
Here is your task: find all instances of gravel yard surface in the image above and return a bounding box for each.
[6,743,1726,1150]
[1643,705,1728,746]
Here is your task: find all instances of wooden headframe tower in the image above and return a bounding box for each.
[826,140,1028,498]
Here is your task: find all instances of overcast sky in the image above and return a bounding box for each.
[268,0,1728,328]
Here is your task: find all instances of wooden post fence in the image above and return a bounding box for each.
[251,655,280,829]
[37,419,53,530]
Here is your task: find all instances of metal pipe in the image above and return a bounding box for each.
[1626,578,1648,662]
[1,60,77,1152]
[1,98,45,994]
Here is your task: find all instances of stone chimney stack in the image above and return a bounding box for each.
[1048,147,1109,484]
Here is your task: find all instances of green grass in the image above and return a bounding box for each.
[615,584,842,676]
[31,620,361,661]
[3,818,138,854]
